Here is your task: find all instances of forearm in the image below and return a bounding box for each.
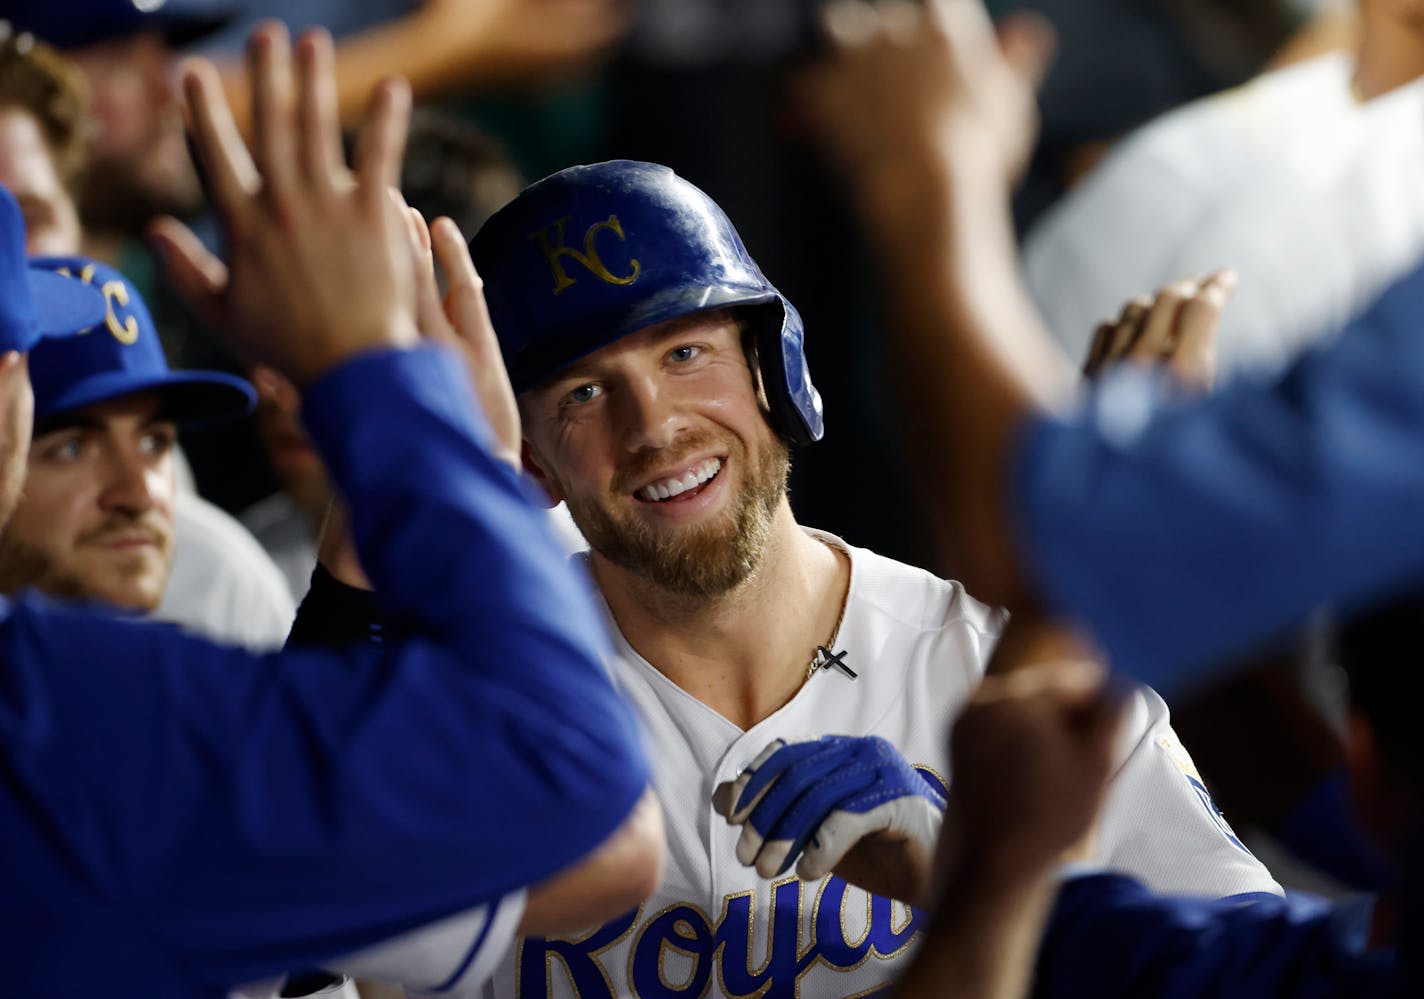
[894,860,1058,999]
[860,155,1074,608]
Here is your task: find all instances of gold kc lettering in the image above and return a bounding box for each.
[530,215,641,294]
[53,265,140,344]
[99,281,140,345]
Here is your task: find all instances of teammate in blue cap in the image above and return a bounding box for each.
[0,256,254,610]
[0,20,662,998]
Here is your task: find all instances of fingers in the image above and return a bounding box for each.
[295,28,346,190]
[995,11,1056,92]
[819,0,880,48]
[1130,280,1194,362]
[741,766,876,877]
[179,58,260,217]
[1172,268,1236,391]
[1082,323,1113,377]
[721,739,799,824]
[1083,296,1148,377]
[354,77,412,202]
[1087,269,1235,391]
[405,206,451,341]
[247,22,300,207]
[148,216,229,330]
[973,659,1107,706]
[432,219,498,356]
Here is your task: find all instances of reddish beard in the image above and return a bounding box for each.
[566,428,790,599]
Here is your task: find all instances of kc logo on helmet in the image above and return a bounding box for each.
[530,214,641,294]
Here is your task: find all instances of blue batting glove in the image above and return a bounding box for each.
[712,735,946,880]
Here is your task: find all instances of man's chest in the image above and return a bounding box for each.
[493,634,970,998]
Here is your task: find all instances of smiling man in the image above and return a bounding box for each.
[457,160,1282,999]
[0,255,253,610]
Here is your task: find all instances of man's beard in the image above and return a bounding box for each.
[0,513,173,610]
[0,529,89,600]
[565,430,790,600]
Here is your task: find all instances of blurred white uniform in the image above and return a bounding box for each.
[232,895,525,999]
[487,531,1280,999]
[158,491,297,651]
[1025,53,1424,378]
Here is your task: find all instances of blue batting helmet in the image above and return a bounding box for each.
[469,160,824,445]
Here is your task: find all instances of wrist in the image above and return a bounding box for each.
[287,319,422,387]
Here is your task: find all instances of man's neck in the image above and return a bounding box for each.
[593,503,851,731]
[1354,8,1424,101]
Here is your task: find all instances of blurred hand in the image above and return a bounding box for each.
[948,662,1126,882]
[150,24,419,386]
[1083,270,1237,392]
[798,0,1055,202]
[425,0,634,84]
[403,209,522,470]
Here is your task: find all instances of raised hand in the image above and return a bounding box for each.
[149,24,419,386]
[1083,270,1237,392]
[713,735,943,904]
[948,663,1127,881]
[798,0,1056,212]
[401,207,522,469]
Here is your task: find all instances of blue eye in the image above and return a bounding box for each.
[669,345,700,363]
[140,426,177,457]
[568,383,601,405]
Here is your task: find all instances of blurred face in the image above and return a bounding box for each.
[251,364,329,515]
[521,311,789,598]
[0,354,34,530]
[0,107,82,255]
[69,33,202,228]
[0,391,177,611]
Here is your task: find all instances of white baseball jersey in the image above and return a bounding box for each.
[1024,52,1424,379]
[231,895,525,999]
[485,530,1279,998]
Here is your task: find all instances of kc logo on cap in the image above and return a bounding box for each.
[47,261,142,345]
[26,255,255,424]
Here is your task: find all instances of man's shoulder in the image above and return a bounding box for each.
[807,528,1005,639]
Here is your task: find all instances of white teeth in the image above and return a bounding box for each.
[638,458,722,501]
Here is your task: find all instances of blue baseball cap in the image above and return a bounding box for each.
[3,0,236,50]
[1,186,107,354]
[26,256,255,424]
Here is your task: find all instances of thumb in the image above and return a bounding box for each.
[997,11,1056,92]
[148,216,228,338]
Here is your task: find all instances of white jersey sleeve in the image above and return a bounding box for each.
[1094,686,1282,898]
[330,892,526,997]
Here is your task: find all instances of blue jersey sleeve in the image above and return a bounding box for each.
[0,347,647,996]
[1013,260,1424,695]
[1034,873,1396,999]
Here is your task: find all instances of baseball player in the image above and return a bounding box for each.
[0,24,661,998]
[0,255,255,609]
[458,158,1292,999]
[371,159,1277,998]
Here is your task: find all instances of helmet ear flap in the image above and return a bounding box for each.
[748,300,823,447]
